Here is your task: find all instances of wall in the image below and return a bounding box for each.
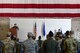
[71,18,80,42]
[0,18,9,40]
[10,18,71,41]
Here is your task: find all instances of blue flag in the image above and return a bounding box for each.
[42,22,45,36]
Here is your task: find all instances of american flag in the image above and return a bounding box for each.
[34,22,37,37]
[0,0,80,17]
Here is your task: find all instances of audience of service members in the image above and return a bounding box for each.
[0,30,79,53]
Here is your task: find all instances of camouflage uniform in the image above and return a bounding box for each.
[2,38,15,53]
[15,41,21,53]
[22,38,36,53]
[64,37,77,53]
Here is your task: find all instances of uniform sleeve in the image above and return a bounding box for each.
[73,39,78,50]
[35,41,39,53]
[56,41,58,53]
[64,40,67,52]
[22,41,26,52]
[42,40,47,53]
